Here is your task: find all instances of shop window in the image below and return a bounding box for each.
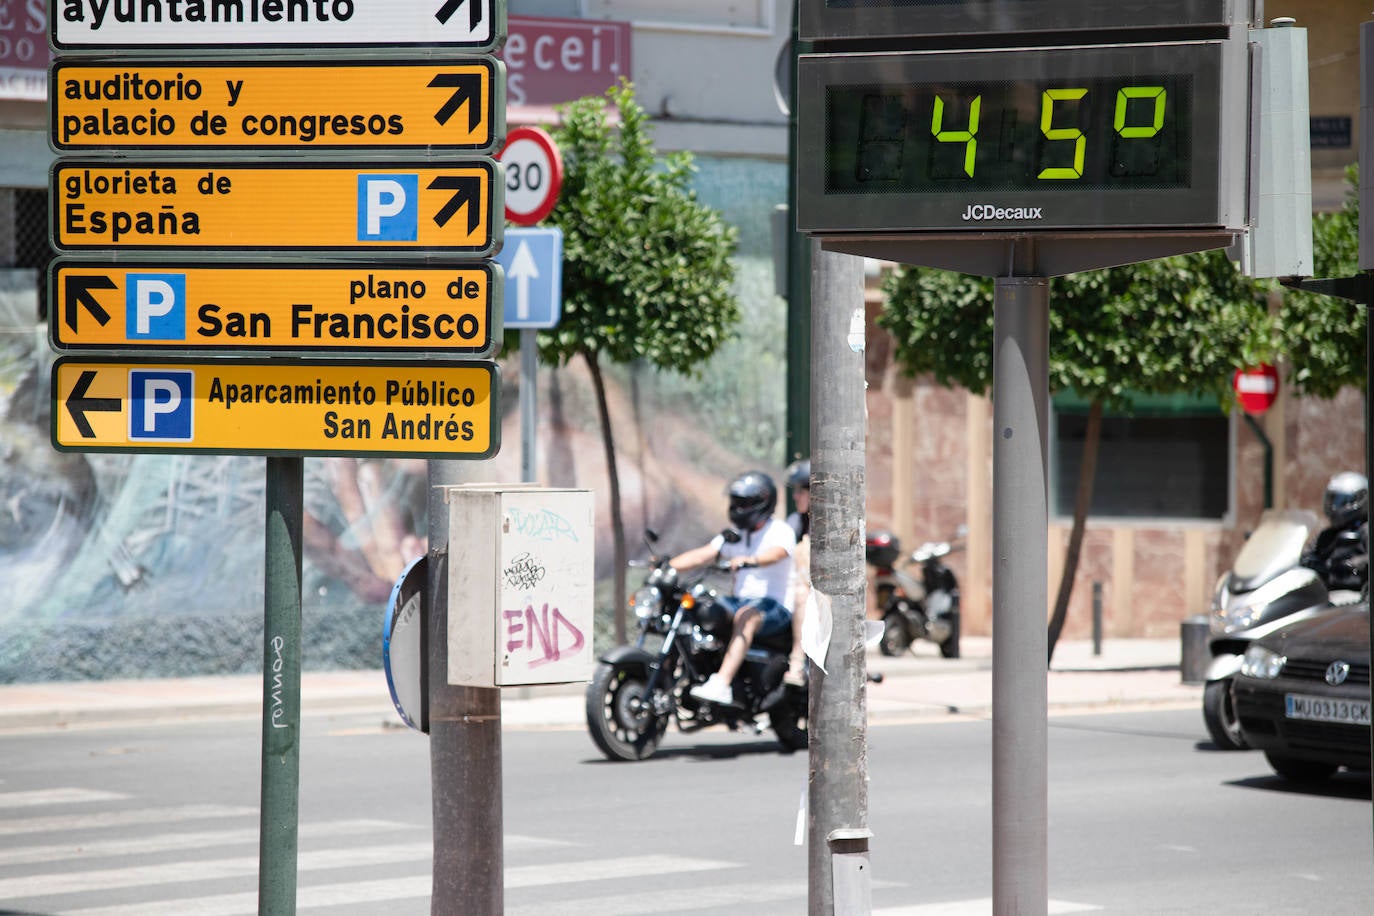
[4,188,53,320]
[1053,393,1231,521]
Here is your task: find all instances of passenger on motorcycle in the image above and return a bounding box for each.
[1301,470,1369,593]
[671,471,797,708]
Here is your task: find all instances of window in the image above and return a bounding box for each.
[582,0,773,33]
[0,188,53,320]
[1053,392,1231,520]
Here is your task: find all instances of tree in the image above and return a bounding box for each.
[880,250,1275,663]
[1278,165,1366,397]
[535,81,740,642]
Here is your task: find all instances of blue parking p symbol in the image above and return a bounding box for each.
[358,174,419,241]
[129,370,194,442]
[126,274,187,340]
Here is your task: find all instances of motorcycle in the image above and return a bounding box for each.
[1203,508,1361,750]
[585,530,808,762]
[867,527,962,659]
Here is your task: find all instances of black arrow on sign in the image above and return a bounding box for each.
[429,72,483,132]
[428,176,483,235]
[435,0,481,31]
[65,274,116,333]
[66,369,121,439]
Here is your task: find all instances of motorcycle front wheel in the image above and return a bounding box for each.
[1202,678,1249,751]
[586,661,671,762]
[878,610,911,656]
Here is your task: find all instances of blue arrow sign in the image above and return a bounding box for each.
[495,227,563,329]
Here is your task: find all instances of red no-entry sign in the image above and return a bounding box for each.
[1233,364,1279,415]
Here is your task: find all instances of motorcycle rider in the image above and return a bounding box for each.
[672,471,796,707]
[784,459,811,686]
[1301,470,1369,593]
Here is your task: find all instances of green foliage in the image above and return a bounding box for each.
[879,249,1276,409]
[1278,164,1366,398]
[522,81,741,373]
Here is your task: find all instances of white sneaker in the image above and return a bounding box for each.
[690,674,735,706]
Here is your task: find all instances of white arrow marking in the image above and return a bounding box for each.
[508,239,540,321]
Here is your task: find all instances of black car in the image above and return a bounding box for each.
[1233,604,1371,782]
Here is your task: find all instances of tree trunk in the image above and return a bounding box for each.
[584,351,628,644]
[1047,398,1104,666]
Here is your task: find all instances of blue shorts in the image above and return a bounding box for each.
[718,596,792,638]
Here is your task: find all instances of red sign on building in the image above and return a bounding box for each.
[502,15,631,115]
[0,0,49,100]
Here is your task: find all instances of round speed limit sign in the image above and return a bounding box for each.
[498,126,564,226]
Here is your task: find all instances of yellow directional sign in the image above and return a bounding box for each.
[52,358,499,458]
[50,261,503,356]
[51,59,505,152]
[51,160,501,254]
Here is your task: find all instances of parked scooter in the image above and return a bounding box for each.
[1203,509,1361,750]
[867,527,962,659]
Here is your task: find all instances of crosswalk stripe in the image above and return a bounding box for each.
[58,855,738,916]
[506,879,803,915]
[0,803,257,837]
[3,819,410,866]
[874,899,1102,914]
[0,841,432,901]
[505,854,737,888]
[0,787,127,809]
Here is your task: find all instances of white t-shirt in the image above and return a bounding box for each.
[710,518,797,610]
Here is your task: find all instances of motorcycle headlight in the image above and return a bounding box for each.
[631,586,662,621]
[1241,644,1287,680]
[1210,595,1265,635]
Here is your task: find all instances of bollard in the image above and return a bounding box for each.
[1091,581,1103,657]
[1179,615,1210,684]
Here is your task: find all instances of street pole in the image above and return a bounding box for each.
[992,275,1050,915]
[427,463,502,915]
[807,240,870,916]
[785,5,813,474]
[259,456,303,916]
[520,328,538,483]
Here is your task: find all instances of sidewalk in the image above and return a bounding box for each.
[0,637,1199,733]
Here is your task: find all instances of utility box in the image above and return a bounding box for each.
[445,485,594,687]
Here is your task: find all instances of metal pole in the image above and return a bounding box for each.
[427,462,502,916]
[992,276,1049,916]
[259,456,303,916]
[1242,413,1274,508]
[1092,581,1103,657]
[807,240,870,916]
[520,328,538,483]
[785,5,813,471]
[1358,22,1374,859]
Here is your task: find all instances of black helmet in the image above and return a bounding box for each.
[1323,471,1368,527]
[786,459,811,490]
[728,471,777,531]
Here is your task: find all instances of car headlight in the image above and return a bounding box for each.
[1241,644,1287,680]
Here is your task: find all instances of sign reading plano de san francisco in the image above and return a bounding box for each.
[52,0,504,52]
[51,159,501,254]
[52,357,500,459]
[50,59,505,152]
[50,261,502,356]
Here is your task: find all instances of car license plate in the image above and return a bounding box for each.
[1285,694,1372,726]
